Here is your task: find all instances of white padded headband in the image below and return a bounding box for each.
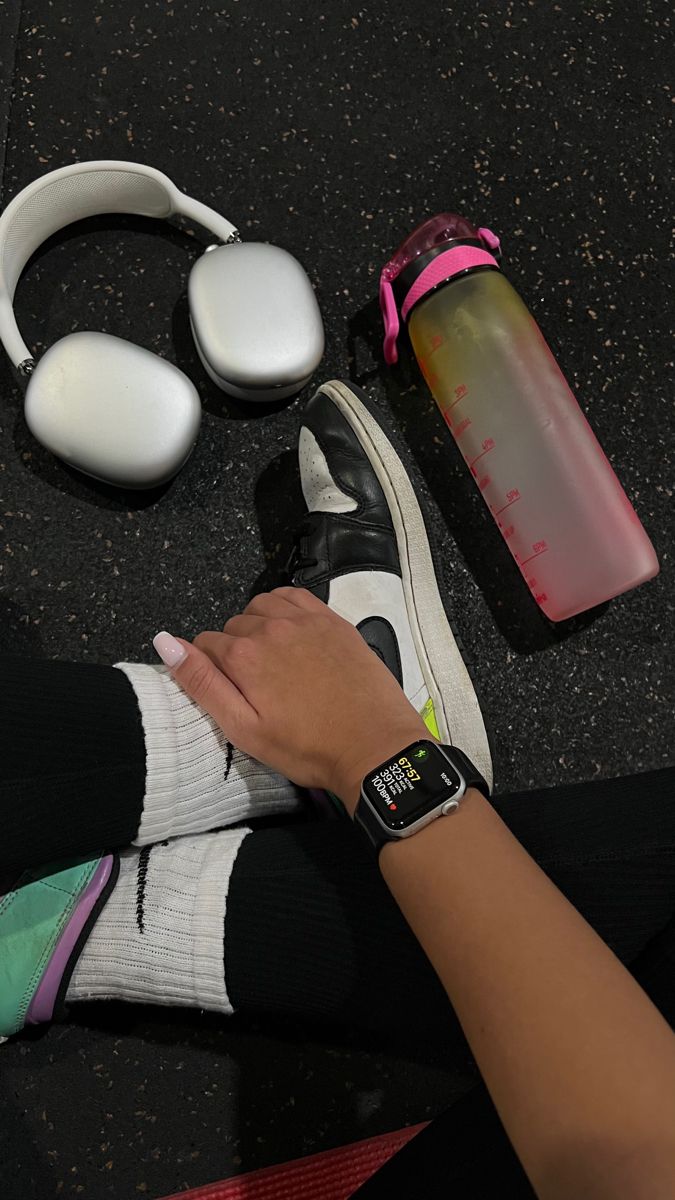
[0,160,239,372]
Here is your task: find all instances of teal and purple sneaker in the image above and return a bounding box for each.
[0,854,118,1040]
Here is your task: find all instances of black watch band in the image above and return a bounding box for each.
[354,744,489,855]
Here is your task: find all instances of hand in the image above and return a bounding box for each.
[154,587,428,814]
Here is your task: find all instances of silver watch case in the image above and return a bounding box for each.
[359,744,469,841]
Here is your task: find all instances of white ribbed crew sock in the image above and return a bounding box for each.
[115,662,302,844]
[66,829,249,1011]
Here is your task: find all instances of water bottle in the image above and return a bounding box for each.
[379,213,659,622]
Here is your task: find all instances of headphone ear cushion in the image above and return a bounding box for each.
[25,331,201,488]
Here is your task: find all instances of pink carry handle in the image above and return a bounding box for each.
[379,275,400,365]
[478,226,501,254]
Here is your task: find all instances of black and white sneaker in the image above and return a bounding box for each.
[291,379,493,789]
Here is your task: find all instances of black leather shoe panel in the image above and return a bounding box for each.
[299,390,402,582]
[302,390,397,531]
[356,616,404,687]
[293,512,400,588]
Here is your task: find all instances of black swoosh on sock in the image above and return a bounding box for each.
[135,840,168,934]
[136,845,152,934]
[223,741,234,783]
[357,616,403,687]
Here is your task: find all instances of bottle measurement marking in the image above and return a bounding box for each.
[493,489,521,516]
[444,383,469,414]
[441,397,548,573]
[420,361,440,388]
[518,541,550,567]
[468,439,495,471]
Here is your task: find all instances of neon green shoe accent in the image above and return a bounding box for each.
[420,696,440,739]
[0,859,98,1038]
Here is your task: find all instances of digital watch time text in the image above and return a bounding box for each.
[354,740,489,854]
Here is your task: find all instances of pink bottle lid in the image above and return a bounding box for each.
[380,213,501,364]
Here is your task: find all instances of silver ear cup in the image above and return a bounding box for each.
[188,242,324,401]
[25,331,201,488]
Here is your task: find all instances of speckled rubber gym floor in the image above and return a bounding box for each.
[0,2,672,1195]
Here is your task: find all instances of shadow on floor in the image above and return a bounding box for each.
[250,449,306,599]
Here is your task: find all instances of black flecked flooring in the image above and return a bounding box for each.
[0,1,673,1196]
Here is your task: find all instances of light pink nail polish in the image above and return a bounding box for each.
[153,631,188,668]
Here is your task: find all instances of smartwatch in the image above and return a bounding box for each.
[354,739,489,854]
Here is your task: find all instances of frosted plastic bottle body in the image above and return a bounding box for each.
[408,269,659,621]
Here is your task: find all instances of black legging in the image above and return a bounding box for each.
[3,656,675,1197]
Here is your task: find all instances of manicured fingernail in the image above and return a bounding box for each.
[153,631,188,668]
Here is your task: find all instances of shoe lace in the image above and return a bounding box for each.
[286,515,321,578]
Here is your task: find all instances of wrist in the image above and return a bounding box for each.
[331,716,432,818]
[379,785,486,867]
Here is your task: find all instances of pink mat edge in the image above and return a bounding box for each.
[157,1121,429,1200]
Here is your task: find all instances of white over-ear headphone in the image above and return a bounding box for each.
[0,161,324,488]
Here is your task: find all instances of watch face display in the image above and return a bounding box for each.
[362,741,462,830]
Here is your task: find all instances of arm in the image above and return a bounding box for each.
[378,792,675,1200]
[157,588,675,1200]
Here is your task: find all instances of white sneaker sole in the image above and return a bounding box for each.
[317,380,493,790]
